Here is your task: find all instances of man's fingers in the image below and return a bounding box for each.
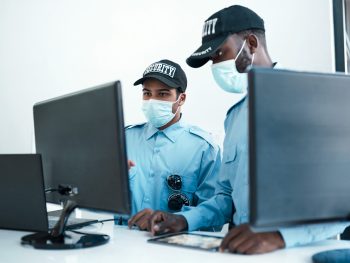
[245,242,264,255]
[138,216,151,230]
[233,236,257,254]
[150,212,168,235]
[152,221,171,236]
[127,160,135,170]
[230,232,284,254]
[148,212,187,235]
[128,209,149,228]
[149,212,165,235]
[128,213,142,228]
[139,220,148,230]
[220,224,247,251]
[128,215,136,228]
[226,230,253,253]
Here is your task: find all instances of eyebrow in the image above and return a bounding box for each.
[142,88,171,92]
[157,89,171,92]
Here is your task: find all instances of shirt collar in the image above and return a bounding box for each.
[144,122,159,140]
[144,116,187,143]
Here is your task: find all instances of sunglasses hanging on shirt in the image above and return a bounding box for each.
[166,174,190,211]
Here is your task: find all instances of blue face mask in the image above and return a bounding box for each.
[211,40,254,94]
[142,97,181,128]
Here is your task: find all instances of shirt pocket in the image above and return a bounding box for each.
[224,144,237,164]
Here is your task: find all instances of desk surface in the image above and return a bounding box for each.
[1,220,350,263]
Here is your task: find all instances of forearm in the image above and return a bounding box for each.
[279,222,350,247]
[177,194,232,231]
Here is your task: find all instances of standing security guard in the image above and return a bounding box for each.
[148,6,349,254]
[124,59,221,230]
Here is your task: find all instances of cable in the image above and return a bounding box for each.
[98,219,116,223]
[45,184,78,196]
[69,229,103,236]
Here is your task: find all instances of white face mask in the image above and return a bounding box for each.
[211,40,254,94]
[142,97,181,128]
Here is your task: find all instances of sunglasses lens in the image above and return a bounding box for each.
[168,197,183,211]
[167,174,182,191]
[168,193,190,211]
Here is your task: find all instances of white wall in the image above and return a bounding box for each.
[0,0,334,153]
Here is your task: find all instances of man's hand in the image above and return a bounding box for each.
[220,224,285,254]
[128,160,135,170]
[128,208,153,230]
[148,211,188,236]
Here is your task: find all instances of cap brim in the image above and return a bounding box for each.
[186,35,228,68]
[133,74,180,88]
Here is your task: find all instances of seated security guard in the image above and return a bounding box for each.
[123,59,221,230]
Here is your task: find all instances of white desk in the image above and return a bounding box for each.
[1,220,350,263]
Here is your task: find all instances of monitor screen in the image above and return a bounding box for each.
[248,68,350,229]
[33,81,131,215]
[0,154,48,232]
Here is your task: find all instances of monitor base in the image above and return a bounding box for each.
[21,199,109,249]
[21,230,109,249]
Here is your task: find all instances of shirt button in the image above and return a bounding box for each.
[154,148,160,153]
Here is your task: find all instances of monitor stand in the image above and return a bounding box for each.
[48,208,98,230]
[312,249,350,263]
[21,200,110,249]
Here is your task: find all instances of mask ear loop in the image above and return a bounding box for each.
[246,53,256,72]
[234,39,247,61]
[173,93,183,115]
[244,47,256,72]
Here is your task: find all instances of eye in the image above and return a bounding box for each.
[143,91,151,96]
[159,92,168,97]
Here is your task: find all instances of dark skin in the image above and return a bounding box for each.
[148,211,188,235]
[148,34,285,255]
[211,33,273,72]
[127,78,186,230]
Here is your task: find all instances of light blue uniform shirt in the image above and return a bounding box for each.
[181,97,349,247]
[125,118,221,217]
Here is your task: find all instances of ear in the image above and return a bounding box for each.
[247,34,258,55]
[178,93,186,106]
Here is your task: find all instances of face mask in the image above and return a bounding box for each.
[142,96,181,128]
[211,40,254,94]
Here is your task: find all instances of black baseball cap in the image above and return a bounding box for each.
[134,59,187,92]
[186,5,265,68]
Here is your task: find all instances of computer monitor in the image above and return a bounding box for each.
[25,81,131,249]
[33,81,131,215]
[248,68,350,229]
[0,154,48,232]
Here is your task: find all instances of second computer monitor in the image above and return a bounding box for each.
[249,68,350,229]
[33,81,131,215]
